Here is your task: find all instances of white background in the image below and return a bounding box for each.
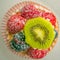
[0,0,60,60]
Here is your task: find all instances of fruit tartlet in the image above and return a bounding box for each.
[1,1,58,59]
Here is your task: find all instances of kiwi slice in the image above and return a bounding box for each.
[24,17,55,49]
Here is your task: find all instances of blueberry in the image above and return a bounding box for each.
[54,30,58,39]
[10,31,30,52]
[10,40,30,52]
[13,31,25,42]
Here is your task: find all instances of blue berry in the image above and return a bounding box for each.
[54,30,58,39]
[13,31,25,41]
[10,40,30,52]
[10,39,29,52]
[10,31,30,52]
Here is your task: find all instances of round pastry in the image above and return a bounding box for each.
[1,1,59,59]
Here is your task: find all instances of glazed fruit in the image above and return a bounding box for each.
[42,12,56,26]
[28,48,48,59]
[24,17,55,49]
[7,14,26,34]
[21,4,43,19]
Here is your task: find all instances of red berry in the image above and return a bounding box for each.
[42,12,56,26]
[7,14,26,34]
[28,48,48,59]
[21,4,43,19]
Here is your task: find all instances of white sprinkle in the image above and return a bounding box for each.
[52,43,55,46]
[39,6,51,12]
[50,47,52,50]
[7,36,10,40]
[6,31,9,35]
[16,9,19,12]
[12,12,15,15]
[46,18,50,21]
[34,5,39,8]
[52,25,54,29]
[21,20,25,25]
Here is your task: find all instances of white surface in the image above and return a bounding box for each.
[0,0,60,60]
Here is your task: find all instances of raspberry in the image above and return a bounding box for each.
[21,4,43,19]
[28,48,48,59]
[21,4,56,26]
[7,14,26,34]
[42,12,56,26]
